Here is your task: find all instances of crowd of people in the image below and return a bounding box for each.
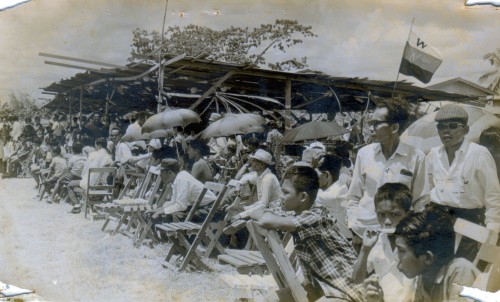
[0,99,500,302]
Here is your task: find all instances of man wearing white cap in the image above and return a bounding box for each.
[224,149,282,234]
[425,104,500,260]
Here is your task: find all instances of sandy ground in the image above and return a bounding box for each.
[0,177,240,302]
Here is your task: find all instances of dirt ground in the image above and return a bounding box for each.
[0,177,240,302]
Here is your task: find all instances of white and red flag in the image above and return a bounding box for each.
[399,30,443,84]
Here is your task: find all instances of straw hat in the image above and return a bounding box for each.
[250,149,274,165]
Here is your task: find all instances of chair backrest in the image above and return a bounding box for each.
[176,182,229,271]
[472,243,500,292]
[453,218,498,265]
[135,165,162,205]
[246,220,308,302]
[185,181,227,222]
[454,218,500,292]
[87,167,117,194]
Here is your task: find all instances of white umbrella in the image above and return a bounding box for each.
[141,108,200,133]
[281,121,349,142]
[120,122,142,142]
[139,129,174,140]
[200,113,265,139]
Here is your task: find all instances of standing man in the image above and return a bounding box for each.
[425,104,500,260]
[108,127,132,196]
[347,99,428,245]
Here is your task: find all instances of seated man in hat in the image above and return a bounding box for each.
[146,158,216,223]
[223,149,282,237]
[425,104,500,261]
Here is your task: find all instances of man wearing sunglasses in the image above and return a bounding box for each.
[425,104,500,261]
[347,99,428,245]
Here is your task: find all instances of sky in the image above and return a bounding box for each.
[0,0,499,106]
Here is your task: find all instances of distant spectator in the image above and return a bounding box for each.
[479,126,500,180]
[187,139,213,183]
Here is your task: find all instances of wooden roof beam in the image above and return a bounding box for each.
[45,60,117,75]
[189,70,237,110]
[39,52,126,69]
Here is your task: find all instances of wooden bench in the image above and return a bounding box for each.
[218,249,268,275]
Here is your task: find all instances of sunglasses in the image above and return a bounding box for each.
[368,120,389,127]
[436,122,465,131]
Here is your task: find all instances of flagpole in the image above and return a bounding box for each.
[392,17,415,98]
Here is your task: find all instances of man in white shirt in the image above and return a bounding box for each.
[148,158,216,219]
[347,99,428,246]
[425,104,500,260]
[223,149,282,236]
[108,127,132,194]
[69,138,113,213]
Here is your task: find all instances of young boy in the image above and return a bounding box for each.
[250,165,364,302]
[389,208,479,302]
[352,183,416,302]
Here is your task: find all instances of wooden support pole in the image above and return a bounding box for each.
[285,79,292,130]
[79,85,83,121]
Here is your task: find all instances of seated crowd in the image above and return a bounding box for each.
[0,100,499,302]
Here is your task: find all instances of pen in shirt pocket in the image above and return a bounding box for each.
[400,169,413,177]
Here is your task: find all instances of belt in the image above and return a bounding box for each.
[428,202,485,225]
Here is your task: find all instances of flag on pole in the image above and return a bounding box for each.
[399,30,443,84]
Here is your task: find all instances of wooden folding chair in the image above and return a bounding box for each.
[454,218,500,293]
[453,218,499,261]
[105,166,163,240]
[96,169,148,232]
[472,243,500,292]
[82,167,117,220]
[117,170,147,199]
[246,221,308,302]
[155,181,229,271]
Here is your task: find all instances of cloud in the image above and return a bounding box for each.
[0,0,498,103]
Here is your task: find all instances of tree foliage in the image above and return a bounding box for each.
[479,48,500,95]
[4,92,40,117]
[129,19,317,71]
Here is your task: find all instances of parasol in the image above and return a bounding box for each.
[139,129,174,140]
[141,108,200,133]
[200,113,265,139]
[120,122,142,142]
[401,104,500,154]
[281,121,349,143]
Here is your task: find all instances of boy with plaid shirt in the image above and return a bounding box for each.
[250,165,364,301]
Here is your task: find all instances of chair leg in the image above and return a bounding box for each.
[204,221,226,257]
[112,214,128,236]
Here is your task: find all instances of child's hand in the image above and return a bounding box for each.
[364,274,384,302]
[362,227,379,251]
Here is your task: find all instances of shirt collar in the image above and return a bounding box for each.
[259,168,271,179]
[374,141,409,157]
[438,139,470,155]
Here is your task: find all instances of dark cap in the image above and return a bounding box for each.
[160,158,180,171]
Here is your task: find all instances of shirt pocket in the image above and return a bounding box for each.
[434,176,467,197]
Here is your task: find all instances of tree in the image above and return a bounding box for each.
[6,92,40,117]
[129,19,317,71]
[479,48,500,95]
